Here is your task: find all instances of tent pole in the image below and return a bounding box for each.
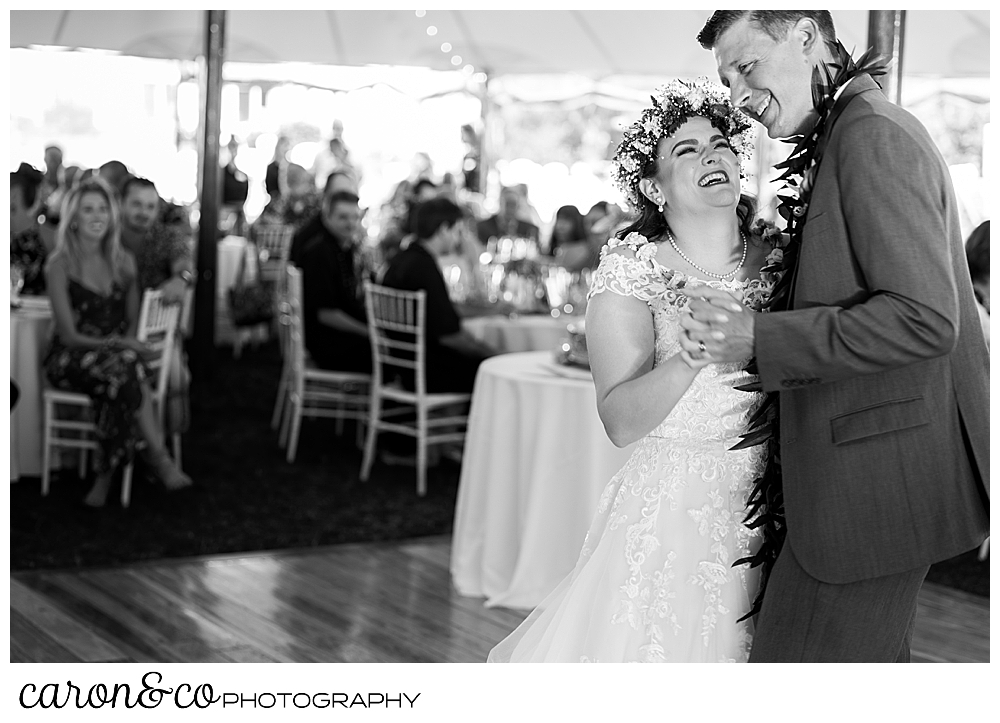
[867,10,905,105]
[191,9,226,382]
[478,70,491,199]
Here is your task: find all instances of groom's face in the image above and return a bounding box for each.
[712,16,821,140]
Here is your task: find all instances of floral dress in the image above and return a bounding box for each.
[489,232,772,663]
[44,279,150,475]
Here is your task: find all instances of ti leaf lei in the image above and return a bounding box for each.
[731,42,889,623]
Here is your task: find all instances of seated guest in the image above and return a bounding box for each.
[382,198,498,394]
[547,204,592,271]
[288,169,360,267]
[298,191,372,373]
[966,220,990,347]
[120,176,194,304]
[254,163,321,234]
[476,185,539,247]
[98,160,130,197]
[10,163,52,296]
[44,177,191,508]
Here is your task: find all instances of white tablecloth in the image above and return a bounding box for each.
[10,300,53,481]
[463,314,581,355]
[216,235,260,345]
[450,351,635,609]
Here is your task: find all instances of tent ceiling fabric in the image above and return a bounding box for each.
[10,10,990,79]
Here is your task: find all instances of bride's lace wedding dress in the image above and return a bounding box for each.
[489,233,771,663]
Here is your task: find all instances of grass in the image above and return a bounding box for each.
[10,339,988,600]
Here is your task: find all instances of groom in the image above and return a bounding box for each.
[682,10,989,662]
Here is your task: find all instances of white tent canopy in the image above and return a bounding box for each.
[10,9,990,79]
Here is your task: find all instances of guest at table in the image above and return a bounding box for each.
[476,186,540,248]
[966,220,990,347]
[288,169,360,267]
[120,177,194,304]
[10,163,52,296]
[382,198,498,393]
[298,190,373,373]
[43,177,192,508]
[254,163,321,234]
[547,204,593,272]
[98,160,130,198]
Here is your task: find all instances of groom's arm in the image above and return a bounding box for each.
[751,110,959,392]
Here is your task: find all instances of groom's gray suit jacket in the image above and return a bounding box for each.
[754,74,990,585]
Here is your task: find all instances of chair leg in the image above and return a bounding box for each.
[416,405,428,497]
[286,399,303,463]
[360,395,381,482]
[121,464,134,508]
[278,392,294,448]
[78,448,88,479]
[334,403,345,437]
[41,399,53,497]
[271,365,289,430]
[172,433,182,470]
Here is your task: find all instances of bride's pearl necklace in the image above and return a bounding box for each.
[665,228,747,280]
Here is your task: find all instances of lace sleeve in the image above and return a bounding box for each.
[588,232,668,303]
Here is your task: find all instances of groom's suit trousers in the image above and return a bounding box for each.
[748,543,929,663]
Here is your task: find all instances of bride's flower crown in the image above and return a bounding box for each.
[612,78,754,209]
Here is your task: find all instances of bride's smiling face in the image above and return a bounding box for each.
[641,116,740,215]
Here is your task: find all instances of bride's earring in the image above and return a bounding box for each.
[657,198,664,214]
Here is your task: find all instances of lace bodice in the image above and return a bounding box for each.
[490,231,774,663]
[588,232,771,447]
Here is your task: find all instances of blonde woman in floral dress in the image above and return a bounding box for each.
[489,81,779,663]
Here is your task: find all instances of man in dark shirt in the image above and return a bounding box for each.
[475,185,539,247]
[288,170,360,267]
[298,191,372,373]
[382,198,498,393]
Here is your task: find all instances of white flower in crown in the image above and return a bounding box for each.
[686,88,708,108]
[642,116,660,135]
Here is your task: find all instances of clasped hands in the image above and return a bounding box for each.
[677,287,756,368]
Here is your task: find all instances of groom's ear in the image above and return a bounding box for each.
[793,17,823,57]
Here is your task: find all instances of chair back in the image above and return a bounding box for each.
[284,265,307,380]
[137,288,181,408]
[255,223,294,286]
[363,282,427,396]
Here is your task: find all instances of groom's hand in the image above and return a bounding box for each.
[679,287,756,363]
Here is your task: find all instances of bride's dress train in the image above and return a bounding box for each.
[489,234,770,663]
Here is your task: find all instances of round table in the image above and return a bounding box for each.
[463,313,582,355]
[450,351,635,609]
[10,298,53,481]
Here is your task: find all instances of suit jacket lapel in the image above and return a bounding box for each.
[786,74,881,308]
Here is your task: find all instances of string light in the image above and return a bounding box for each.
[473,72,488,83]
[451,55,462,66]
[462,64,475,75]
[440,42,452,52]
[427,26,438,36]
[415,10,426,18]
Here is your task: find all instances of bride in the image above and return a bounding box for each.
[489,80,777,663]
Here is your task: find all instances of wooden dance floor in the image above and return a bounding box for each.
[10,536,989,663]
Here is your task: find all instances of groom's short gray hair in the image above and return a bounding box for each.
[697,10,836,50]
